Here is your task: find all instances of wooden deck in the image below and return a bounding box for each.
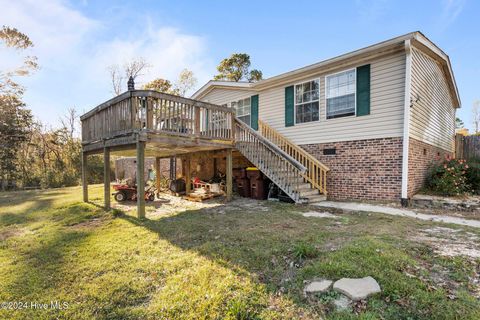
[81,90,235,156]
[81,87,329,216]
[81,89,236,218]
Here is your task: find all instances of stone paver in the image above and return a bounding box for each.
[412,194,480,211]
[302,211,339,219]
[303,280,333,294]
[333,276,381,301]
[314,201,480,228]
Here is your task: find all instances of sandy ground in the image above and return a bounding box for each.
[112,192,270,219]
[413,226,480,258]
[110,194,480,298]
[113,195,480,260]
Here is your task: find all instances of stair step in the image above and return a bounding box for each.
[299,189,319,197]
[296,183,312,190]
[297,198,309,204]
[305,194,327,203]
[235,122,329,204]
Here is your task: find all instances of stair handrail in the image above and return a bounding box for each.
[258,119,329,194]
[258,120,329,171]
[234,119,306,173]
[234,119,307,202]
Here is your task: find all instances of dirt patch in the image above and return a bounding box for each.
[388,201,480,221]
[0,227,30,241]
[69,218,105,229]
[405,226,480,299]
[413,226,480,258]
[302,211,339,219]
[409,206,480,221]
[112,193,271,218]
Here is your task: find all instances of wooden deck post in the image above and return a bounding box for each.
[185,155,191,195]
[136,140,146,219]
[82,151,88,202]
[194,107,201,136]
[103,147,111,210]
[226,148,233,201]
[231,113,236,140]
[155,157,161,195]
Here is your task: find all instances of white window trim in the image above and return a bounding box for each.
[231,97,252,127]
[293,78,321,125]
[324,68,357,121]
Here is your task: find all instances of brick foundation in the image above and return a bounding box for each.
[301,137,403,201]
[407,138,453,197]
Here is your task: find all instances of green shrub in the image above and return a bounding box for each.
[426,157,470,196]
[293,241,317,260]
[466,160,480,195]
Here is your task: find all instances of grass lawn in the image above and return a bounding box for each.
[0,185,479,319]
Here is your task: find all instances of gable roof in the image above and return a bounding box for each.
[191,31,460,108]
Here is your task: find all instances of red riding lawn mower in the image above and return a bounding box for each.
[112,183,157,202]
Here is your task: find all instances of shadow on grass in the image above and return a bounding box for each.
[119,202,333,291]
[0,200,112,315]
[6,230,90,297]
[116,203,480,320]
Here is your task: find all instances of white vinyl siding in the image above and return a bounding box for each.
[201,88,256,107]
[201,88,256,128]
[258,51,406,145]
[409,48,455,152]
[198,51,406,145]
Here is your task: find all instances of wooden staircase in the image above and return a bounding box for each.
[234,119,329,203]
[258,120,329,203]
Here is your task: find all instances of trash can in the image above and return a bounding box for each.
[246,167,262,180]
[250,178,266,200]
[236,178,250,197]
[233,168,246,179]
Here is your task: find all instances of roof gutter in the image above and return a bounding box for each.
[192,31,460,109]
[401,39,412,205]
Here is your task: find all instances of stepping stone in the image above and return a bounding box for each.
[303,279,333,294]
[333,276,381,301]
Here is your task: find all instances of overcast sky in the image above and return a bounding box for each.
[0,0,478,130]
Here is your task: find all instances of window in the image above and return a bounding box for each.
[326,69,356,119]
[295,80,319,124]
[232,97,251,126]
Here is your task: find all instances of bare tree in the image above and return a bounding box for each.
[107,65,124,96]
[60,107,78,139]
[174,68,197,97]
[107,57,151,96]
[473,100,480,134]
[124,58,151,80]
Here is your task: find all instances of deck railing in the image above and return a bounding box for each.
[258,119,329,194]
[81,90,235,144]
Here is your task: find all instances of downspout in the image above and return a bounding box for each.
[401,39,412,206]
